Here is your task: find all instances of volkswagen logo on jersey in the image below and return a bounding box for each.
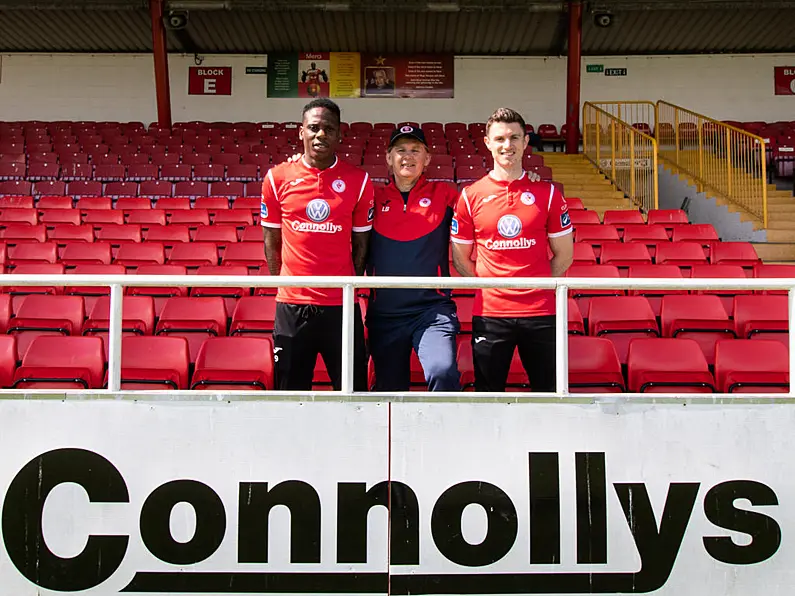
[332,179,346,193]
[520,192,536,206]
[306,198,331,222]
[419,197,432,207]
[497,214,522,239]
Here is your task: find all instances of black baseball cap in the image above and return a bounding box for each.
[388,125,427,148]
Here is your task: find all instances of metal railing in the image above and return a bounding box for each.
[656,101,768,226]
[582,102,659,212]
[587,100,657,134]
[0,273,793,398]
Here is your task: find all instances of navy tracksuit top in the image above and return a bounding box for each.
[366,176,459,319]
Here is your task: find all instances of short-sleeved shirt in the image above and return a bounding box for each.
[261,156,374,306]
[451,171,572,317]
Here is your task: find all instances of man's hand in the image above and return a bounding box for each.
[287,153,302,163]
[527,170,541,182]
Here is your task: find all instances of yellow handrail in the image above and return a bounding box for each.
[582,102,659,212]
[656,101,768,227]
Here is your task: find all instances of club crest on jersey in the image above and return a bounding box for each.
[520,192,536,206]
[451,218,459,235]
[260,203,268,219]
[497,214,522,239]
[561,211,571,227]
[306,198,331,223]
[419,197,432,208]
[332,179,346,193]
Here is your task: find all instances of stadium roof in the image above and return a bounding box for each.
[0,0,793,55]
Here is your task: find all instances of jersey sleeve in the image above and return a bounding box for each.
[546,184,573,238]
[451,189,475,244]
[352,173,374,232]
[260,168,282,228]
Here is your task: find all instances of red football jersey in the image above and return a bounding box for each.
[451,172,572,317]
[261,156,374,305]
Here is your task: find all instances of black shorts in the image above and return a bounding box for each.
[273,302,368,392]
[471,315,557,392]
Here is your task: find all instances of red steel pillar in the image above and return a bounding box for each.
[565,0,583,154]
[150,0,172,128]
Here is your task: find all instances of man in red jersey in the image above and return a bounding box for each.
[451,108,573,392]
[261,98,373,391]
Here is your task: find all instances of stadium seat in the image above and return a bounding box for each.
[660,295,734,365]
[588,296,659,365]
[572,242,597,265]
[573,224,620,258]
[0,195,35,209]
[567,298,584,334]
[565,197,584,210]
[226,164,259,182]
[76,196,112,212]
[672,223,719,257]
[627,338,715,393]
[160,164,192,182]
[221,242,268,271]
[40,208,81,226]
[169,208,211,228]
[233,196,260,214]
[239,226,262,243]
[7,241,58,266]
[156,197,190,213]
[0,208,38,225]
[230,296,277,337]
[714,339,789,393]
[0,294,13,334]
[710,241,760,271]
[211,181,244,198]
[93,164,125,182]
[114,242,166,269]
[174,181,210,198]
[1,223,47,244]
[61,241,112,266]
[48,224,94,246]
[105,182,139,198]
[599,242,652,272]
[64,263,126,312]
[655,241,708,270]
[5,262,64,313]
[568,336,625,393]
[138,180,173,198]
[568,210,600,226]
[690,264,751,313]
[116,197,152,213]
[143,224,191,251]
[84,295,156,355]
[195,196,230,214]
[9,295,86,358]
[191,264,250,313]
[566,264,622,316]
[753,263,795,295]
[156,297,228,362]
[191,337,275,391]
[67,180,103,198]
[0,335,17,388]
[120,336,190,390]
[193,163,224,182]
[126,163,159,182]
[127,209,166,227]
[12,336,105,389]
[733,295,788,345]
[167,242,219,269]
[647,209,688,234]
[127,263,188,316]
[602,209,645,234]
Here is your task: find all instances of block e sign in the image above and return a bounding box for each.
[774,66,795,95]
[189,67,232,95]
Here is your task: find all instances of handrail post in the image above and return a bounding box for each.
[790,288,795,397]
[652,138,659,210]
[595,115,601,166]
[107,283,123,392]
[341,283,356,394]
[726,127,733,196]
[629,131,636,201]
[761,139,768,227]
[555,285,569,396]
[674,109,680,164]
[698,119,704,182]
[610,121,616,182]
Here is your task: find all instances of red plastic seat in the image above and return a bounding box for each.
[233,196,260,213]
[0,335,17,388]
[230,296,277,337]
[574,224,620,259]
[13,336,104,389]
[32,181,67,197]
[0,208,38,225]
[588,296,659,364]
[599,242,652,272]
[105,182,139,198]
[67,180,103,197]
[572,242,597,265]
[138,180,173,198]
[627,264,687,317]
[93,164,126,182]
[567,298,584,334]
[156,297,228,362]
[174,181,210,198]
[1,223,47,244]
[9,295,86,358]
[221,242,268,271]
[191,264,250,313]
[647,209,688,234]
[710,241,760,271]
[120,336,190,390]
[169,208,210,228]
[753,263,795,295]
[602,209,645,233]
[660,295,734,364]
[76,196,112,212]
[239,226,262,243]
[0,181,33,196]
[155,197,190,213]
[193,163,225,182]
[83,209,124,228]
[48,224,94,246]
[84,295,156,355]
[36,196,73,211]
[212,209,254,228]
[64,263,126,312]
[190,337,274,391]
[143,224,191,251]
[226,164,259,182]
[7,241,58,265]
[114,242,166,269]
[195,196,230,214]
[194,225,239,249]
[61,241,112,266]
[627,338,715,393]
[126,163,159,181]
[566,264,622,316]
[672,223,719,257]
[116,197,152,213]
[127,263,188,316]
[690,264,752,313]
[565,197,584,210]
[126,209,166,228]
[40,208,81,226]
[733,295,788,345]
[160,164,192,182]
[211,181,245,198]
[168,242,219,268]
[569,210,600,226]
[714,339,789,393]
[568,336,625,393]
[5,263,64,313]
[655,241,708,270]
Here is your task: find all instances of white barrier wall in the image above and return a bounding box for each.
[0,53,794,126]
[0,399,790,595]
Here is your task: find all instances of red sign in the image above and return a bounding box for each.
[188,67,232,95]
[774,66,795,95]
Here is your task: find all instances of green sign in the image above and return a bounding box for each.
[605,68,628,77]
[266,54,299,98]
[586,64,604,73]
[245,66,267,75]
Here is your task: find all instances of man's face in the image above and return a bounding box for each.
[375,70,387,87]
[484,121,528,169]
[299,107,340,164]
[387,138,430,180]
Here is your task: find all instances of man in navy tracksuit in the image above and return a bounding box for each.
[366,126,461,391]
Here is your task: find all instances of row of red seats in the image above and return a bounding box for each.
[0,194,260,211]
[4,332,786,394]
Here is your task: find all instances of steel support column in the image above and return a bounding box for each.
[565,0,583,155]
[150,0,172,128]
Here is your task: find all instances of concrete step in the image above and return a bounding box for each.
[763,230,795,243]
[753,242,795,260]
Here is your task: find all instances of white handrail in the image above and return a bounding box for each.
[0,273,792,396]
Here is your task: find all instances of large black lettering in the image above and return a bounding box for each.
[1,448,129,592]
[140,480,225,565]
[703,480,781,564]
[431,481,517,567]
[528,452,560,564]
[576,452,607,564]
[337,481,419,565]
[238,481,321,563]
[614,482,700,592]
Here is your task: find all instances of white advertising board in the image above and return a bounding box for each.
[0,399,791,595]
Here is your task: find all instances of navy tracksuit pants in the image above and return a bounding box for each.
[367,303,461,392]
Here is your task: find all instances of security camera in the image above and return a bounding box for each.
[165,10,188,30]
[593,12,613,28]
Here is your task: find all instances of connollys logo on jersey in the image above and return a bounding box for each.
[290,198,342,233]
[487,215,537,250]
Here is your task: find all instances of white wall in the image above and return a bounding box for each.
[0,52,793,126]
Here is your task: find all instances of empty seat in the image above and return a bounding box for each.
[144,224,190,249]
[64,263,126,312]
[139,180,173,198]
[753,263,795,295]
[195,196,230,213]
[655,241,708,269]
[588,296,659,364]
[599,242,652,272]
[84,295,156,354]
[116,197,152,212]
[574,224,620,258]
[127,263,188,316]
[191,337,274,390]
[156,197,191,213]
[0,208,38,225]
[569,210,600,226]
[48,224,94,245]
[0,294,13,333]
[5,263,64,313]
[40,208,81,226]
[567,298,584,335]
[1,223,47,244]
[7,241,58,265]
[13,336,104,389]
[647,209,688,230]
[9,295,86,358]
[120,336,190,390]
[565,197,584,210]
[714,339,789,393]
[627,264,686,317]
[230,295,277,337]
[156,297,228,362]
[191,264,250,313]
[710,241,760,270]
[660,295,734,364]
[568,336,625,393]
[602,210,645,230]
[572,242,597,265]
[60,241,112,266]
[627,338,715,393]
[566,264,622,316]
[622,224,670,257]
[194,225,239,248]
[0,335,17,388]
[221,242,268,271]
[690,264,751,313]
[76,196,112,212]
[672,223,719,257]
[733,295,788,344]
[127,209,167,227]
[114,242,165,269]
[168,241,219,268]
[169,208,210,228]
